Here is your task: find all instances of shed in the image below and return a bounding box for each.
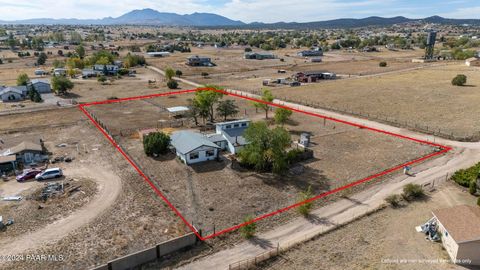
[166,106,189,117]
[29,79,51,93]
[0,155,17,172]
[465,57,480,67]
[432,205,480,265]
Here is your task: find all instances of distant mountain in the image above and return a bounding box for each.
[0,8,245,27]
[246,16,480,29]
[1,11,480,28]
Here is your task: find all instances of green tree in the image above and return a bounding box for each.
[238,122,291,174]
[165,67,175,81]
[75,44,86,59]
[297,186,313,216]
[216,100,239,121]
[402,183,424,201]
[175,70,183,77]
[143,132,171,156]
[16,73,29,86]
[52,76,74,95]
[240,215,256,239]
[254,89,274,119]
[274,108,292,126]
[194,90,223,122]
[452,74,467,86]
[37,52,47,65]
[167,80,178,89]
[379,61,387,67]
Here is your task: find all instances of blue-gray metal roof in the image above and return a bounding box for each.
[171,131,220,155]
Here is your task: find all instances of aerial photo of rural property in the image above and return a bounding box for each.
[1,0,480,269]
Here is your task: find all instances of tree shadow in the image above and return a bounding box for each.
[62,92,82,99]
[248,236,274,249]
[306,214,337,226]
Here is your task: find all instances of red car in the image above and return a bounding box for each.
[16,170,42,182]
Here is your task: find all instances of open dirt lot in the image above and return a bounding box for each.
[264,63,480,140]
[0,109,191,270]
[88,93,435,235]
[258,182,478,270]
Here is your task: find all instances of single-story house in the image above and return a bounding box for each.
[297,48,323,57]
[170,119,251,165]
[294,71,336,83]
[432,205,480,266]
[93,64,119,76]
[34,69,47,76]
[171,131,221,165]
[0,86,27,102]
[244,52,276,60]
[0,155,17,173]
[147,52,171,58]
[186,56,214,67]
[28,79,51,93]
[82,69,103,78]
[53,68,67,76]
[1,141,44,164]
[465,57,480,67]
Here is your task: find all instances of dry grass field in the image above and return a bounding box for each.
[88,93,435,234]
[266,64,480,140]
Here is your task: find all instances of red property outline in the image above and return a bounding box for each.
[79,87,452,241]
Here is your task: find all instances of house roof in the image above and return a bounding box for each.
[466,57,480,62]
[0,155,16,164]
[432,205,480,243]
[222,128,248,146]
[0,86,26,96]
[2,141,42,156]
[166,106,189,113]
[171,131,220,155]
[216,119,250,126]
[30,79,50,85]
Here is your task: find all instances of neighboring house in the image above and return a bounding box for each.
[1,141,44,164]
[170,119,251,165]
[93,64,119,75]
[0,86,27,102]
[53,68,67,76]
[297,48,323,57]
[432,205,480,266]
[186,56,214,67]
[294,71,336,83]
[28,79,51,93]
[465,57,480,67]
[147,52,171,58]
[82,69,102,78]
[34,69,47,76]
[171,131,221,165]
[244,52,276,60]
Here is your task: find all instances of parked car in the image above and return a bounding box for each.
[16,169,42,182]
[35,168,63,181]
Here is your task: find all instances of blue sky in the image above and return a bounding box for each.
[1,0,479,23]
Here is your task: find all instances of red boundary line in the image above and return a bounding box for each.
[79,87,452,241]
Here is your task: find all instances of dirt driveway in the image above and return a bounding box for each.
[0,162,122,255]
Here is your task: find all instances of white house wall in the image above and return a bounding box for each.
[185,146,218,164]
[438,222,460,262]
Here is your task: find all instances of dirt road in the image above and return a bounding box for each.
[0,163,122,255]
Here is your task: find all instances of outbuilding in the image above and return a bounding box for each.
[465,57,480,67]
[29,79,51,94]
[432,205,480,266]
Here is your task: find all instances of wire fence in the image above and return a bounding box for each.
[223,88,480,142]
[228,172,452,270]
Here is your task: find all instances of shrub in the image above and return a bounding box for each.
[0,59,2,64]
[201,72,209,77]
[297,186,313,216]
[143,132,170,156]
[118,68,129,76]
[167,80,178,89]
[175,70,183,77]
[379,61,387,67]
[452,74,467,86]
[244,47,252,52]
[385,194,402,207]
[240,215,256,239]
[469,181,477,195]
[451,163,480,187]
[477,197,480,207]
[97,75,107,84]
[402,183,424,201]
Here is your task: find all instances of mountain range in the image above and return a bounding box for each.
[1,9,480,28]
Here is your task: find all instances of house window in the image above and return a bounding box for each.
[241,123,247,127]
[226,125,231,129]
[206,150,215,157]
[234,124,239,128]
[189,152,199,160]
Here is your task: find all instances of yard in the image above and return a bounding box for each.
[87,92,437,236]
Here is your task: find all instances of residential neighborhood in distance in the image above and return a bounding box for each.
[0,1,480,269]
